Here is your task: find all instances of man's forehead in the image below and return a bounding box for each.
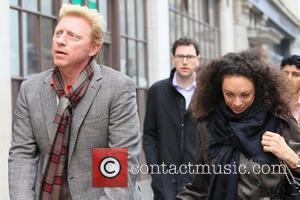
[282,64,300,72]
[175,45,197,53]
[56,16,90,26]
[55,16,92,33]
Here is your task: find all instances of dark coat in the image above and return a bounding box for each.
[176,117,300,200]
[143,69,197,200]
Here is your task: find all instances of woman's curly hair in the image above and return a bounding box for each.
[190,48,293,120]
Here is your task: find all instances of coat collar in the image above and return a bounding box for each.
[41,61,103,163]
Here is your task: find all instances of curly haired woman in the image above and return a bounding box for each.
[176,48,300,199]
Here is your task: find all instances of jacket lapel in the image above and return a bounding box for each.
[68,62,103,163]
[41,71,57,144]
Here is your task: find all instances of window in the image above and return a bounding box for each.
[10,0,60,78]
[96,0,110,67]
[120,0,148,88]
[9,0,60,114]
[169,0,220,61]
[10,9,20,77]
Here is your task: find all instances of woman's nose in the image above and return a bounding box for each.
[233,97,242,106]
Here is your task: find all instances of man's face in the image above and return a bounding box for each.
[52,16,100,69]
[171,45,199,79]
[282,64,300,94]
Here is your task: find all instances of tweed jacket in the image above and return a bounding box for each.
[9,61,142,200]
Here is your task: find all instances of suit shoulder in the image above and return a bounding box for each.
[100,65,135,88]
[21,69,53,90]
[148,78,169,91]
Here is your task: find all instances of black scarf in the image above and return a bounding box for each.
[206,100,283,200]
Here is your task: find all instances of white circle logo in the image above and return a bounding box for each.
[99,157,121,178]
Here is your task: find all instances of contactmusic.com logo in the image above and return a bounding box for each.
[92,148,128,187]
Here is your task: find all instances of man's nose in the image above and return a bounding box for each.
[56,34,67,45]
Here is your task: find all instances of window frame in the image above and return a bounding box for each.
[169,0,220,62]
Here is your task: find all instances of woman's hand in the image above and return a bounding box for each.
[261,131,299,168]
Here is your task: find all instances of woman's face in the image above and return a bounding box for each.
[222,75,255,114]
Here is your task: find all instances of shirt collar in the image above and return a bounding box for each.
[172,71,196,90]
[50,77,73,94]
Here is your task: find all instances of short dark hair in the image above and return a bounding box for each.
[171,36,200,56]
[280,55,300,70]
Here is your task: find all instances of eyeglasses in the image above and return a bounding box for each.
[174,54,197,62]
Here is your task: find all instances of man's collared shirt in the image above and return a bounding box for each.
[172,72,196,110]
[51,78,73,105]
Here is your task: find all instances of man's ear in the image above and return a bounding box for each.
[89,43,101,57]
[171,55,176,66]
[196,55,200,69]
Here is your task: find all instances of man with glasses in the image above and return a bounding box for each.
[143,36,199,200]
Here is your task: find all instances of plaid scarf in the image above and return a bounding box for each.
[40,65,94,200]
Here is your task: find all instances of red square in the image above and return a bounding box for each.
[92,148,128,187]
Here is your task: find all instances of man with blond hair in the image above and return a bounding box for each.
[9,4,141,199]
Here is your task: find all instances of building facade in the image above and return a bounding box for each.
[1,0,299,199]
[232,0,300,65]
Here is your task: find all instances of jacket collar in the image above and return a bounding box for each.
[169,68,176,85]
